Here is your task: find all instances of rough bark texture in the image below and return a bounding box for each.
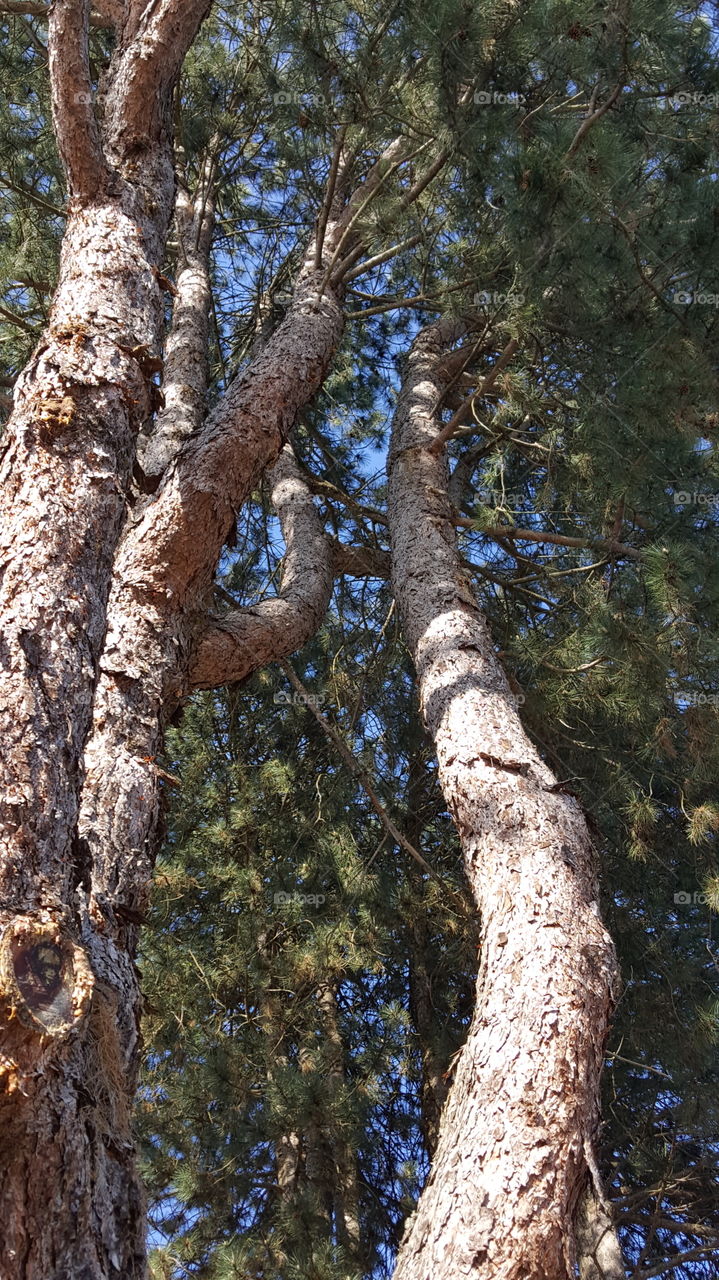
[0,26,426,1265]
[387,323,621,1280]
[74,141,409,932]
[575,1183,626,1280]
[136,181,214,482]
[0,4,211,1276]
[0,115,403,1275]
[77,248,344,922]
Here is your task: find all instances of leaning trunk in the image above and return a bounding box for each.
[387,322,621,1280]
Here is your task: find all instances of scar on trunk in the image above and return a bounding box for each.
[0,916,93,1036]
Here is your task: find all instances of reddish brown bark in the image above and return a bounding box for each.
[0,4,211,1275]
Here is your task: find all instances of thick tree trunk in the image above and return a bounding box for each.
[0,147,168,1280]
[0,18,420,1262]
[0,4,210,1275]
[13,129,400,1278]
[387,322,621,1280]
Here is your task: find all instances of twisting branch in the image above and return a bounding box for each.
[47,0,110,200]
[190,446,333,689]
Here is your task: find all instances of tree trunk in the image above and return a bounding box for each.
[317,981,362,1265]
[0,46,408,1267]
[575,1182,626,1280]
[0,4,211,1274]
[387,321,621,1280]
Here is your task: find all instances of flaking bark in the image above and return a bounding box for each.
[0,4,212,1275]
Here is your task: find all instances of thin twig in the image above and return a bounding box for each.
[314,124,348,270]
[566,83,623,159]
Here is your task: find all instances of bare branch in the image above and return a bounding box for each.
[429,337,519,455]
[329,538,390,578]
[566,83,623,159]
[397,146,452,212]
[340,233,424,284]
[0,303,37,334]
[633,1246,719,1280]
[300,470,388,527]
[473,522,643,561]
[190,447,333,689]
[314,125,348,270]
[319,136,413,285]
[137,180,214,481]
[47,0,110,200]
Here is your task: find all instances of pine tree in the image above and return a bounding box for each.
[0,1,718,1276]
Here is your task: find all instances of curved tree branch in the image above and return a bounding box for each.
[190,446,333,689]
[76,126,449,928]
